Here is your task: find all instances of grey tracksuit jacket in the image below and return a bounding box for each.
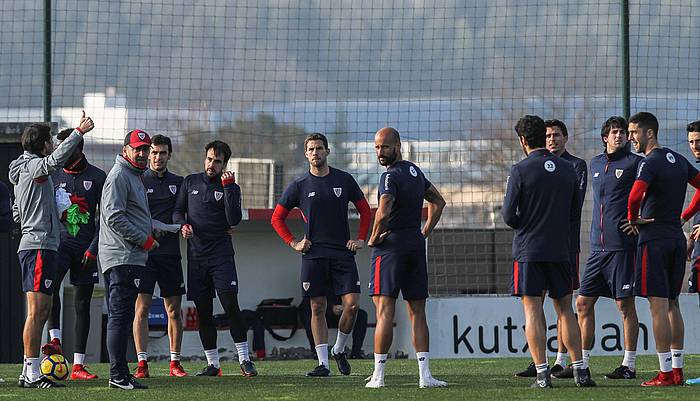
[8,130,84,252]
[98,155,152,272]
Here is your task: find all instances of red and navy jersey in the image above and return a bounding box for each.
[173,172,242,259]
[589,147,643,251]
[559,151,587,253]
[630,148,699,243]
[143,169,183,258]
[373,160,431,252]
[52,162,106,255]
[502,149,579,262]
[277,167,365,259]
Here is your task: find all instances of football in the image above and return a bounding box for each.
[40,354,69,381]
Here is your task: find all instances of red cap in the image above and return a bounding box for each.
[124,129,152,148]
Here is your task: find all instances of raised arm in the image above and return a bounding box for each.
[221,171,242,226]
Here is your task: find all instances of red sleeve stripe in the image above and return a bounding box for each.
[682,188,700,222]
[627,179,648,221]
[271,204,294,245]
[353,198,371,241]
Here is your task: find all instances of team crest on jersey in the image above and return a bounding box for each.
[615,169,623,179]
[543,160,556,172]
[83,180,92,190]
[303,282,310,291]
[666,152,676,164]
[169,185,177,194]
[44,279,52,288]
[333,187,342,197]
[134,279,140,287]
[409,166,418,177]
[214,191,223,201]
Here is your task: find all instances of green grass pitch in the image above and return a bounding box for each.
[2,356,700,400]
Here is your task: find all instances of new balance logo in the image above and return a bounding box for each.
[378,360,386,364]
[673,353,681,358]
[308,192,315,197]
[192,190,199,195]
[418,357,426,361]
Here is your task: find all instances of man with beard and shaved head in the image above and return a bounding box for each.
[45,128,106,380]
[625,112,700,386]
[364,127,447,389]
[271,132,371,377]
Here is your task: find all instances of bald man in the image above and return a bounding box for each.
[365,127,447,388]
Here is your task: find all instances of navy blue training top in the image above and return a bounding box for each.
[143,169,183,258]
[560,150,587,253]
[53,163,106,255]
[636,147,699,243]
[502,148,579,262]
[173,172,242,259]
[589,147,643,251]
[372,160,431,253]
[277,166,364,259]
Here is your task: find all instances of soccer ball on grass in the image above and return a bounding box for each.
[40,354,69,381]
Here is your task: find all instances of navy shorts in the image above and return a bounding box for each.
[634,239,686,299]
[511,260,572,299]
[368,250,428,300]
[187,255,238,300]
[301,256,360,298]
[56,244,99,286]
[19,249,59,295]
[570,252,580,290]
[136,256,186,297]
[690,257,700,294]
[579,250,635,299]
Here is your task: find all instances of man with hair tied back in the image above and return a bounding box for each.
[10,111,94,388]
[503,115,595,388]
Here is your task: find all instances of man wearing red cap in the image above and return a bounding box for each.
[99,129,159,390]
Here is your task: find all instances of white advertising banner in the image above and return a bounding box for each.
[426,295,700,358]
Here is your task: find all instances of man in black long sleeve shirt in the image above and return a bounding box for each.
[173,140,256,377]
[502,115,594,388]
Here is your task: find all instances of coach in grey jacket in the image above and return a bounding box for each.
[100,129,157,390]
[9,112,93,388]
